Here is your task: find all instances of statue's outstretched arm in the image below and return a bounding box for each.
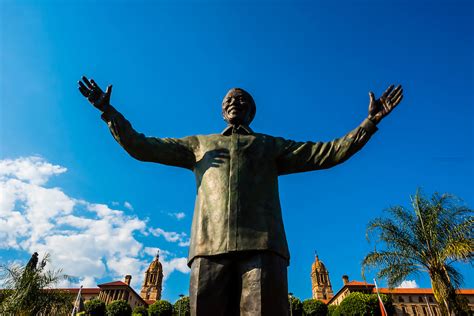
[276,84,403,175]
[78,76,196,170]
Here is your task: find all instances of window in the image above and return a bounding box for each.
[399,296,404,302]
[408,296,413,302]
[419,296,423,303]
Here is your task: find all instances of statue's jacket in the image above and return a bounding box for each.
[101,106,378,266]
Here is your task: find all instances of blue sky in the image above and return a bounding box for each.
[1,0,473,302]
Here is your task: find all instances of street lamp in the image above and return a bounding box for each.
[288,292,293,316]
[178,294,184,316]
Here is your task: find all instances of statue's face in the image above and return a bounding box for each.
[222,89,253,125]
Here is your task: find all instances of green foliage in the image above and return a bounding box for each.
[77,312,86,316]
[337,292,392,316]
[338,292,368,315]
[328,304,340,316]
[132,305,147,316]
[288,295,303,316]
[85,298,106,316]
[302,298,327,316]
[106,300,132,316]
[362,190,473,315]
[149,300,173,316]
[172,296,190,316]
[0,253,73,315]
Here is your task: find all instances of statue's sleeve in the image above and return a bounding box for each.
[100,106,196,170]
[275,118,377,175]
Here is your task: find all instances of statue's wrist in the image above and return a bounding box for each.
[367,114,379,125]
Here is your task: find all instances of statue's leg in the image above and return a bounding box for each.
[189,255,238,316]
[238,252,289,316]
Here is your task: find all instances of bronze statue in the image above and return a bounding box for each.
[78,77,403,315]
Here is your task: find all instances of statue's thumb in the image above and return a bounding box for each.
[106,85,113,96]
[369,91,375,102]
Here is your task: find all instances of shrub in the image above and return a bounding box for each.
[172,296,190,316]
[106,300,132,316]
[85,299,106,316]
[302,299,328,316]
[338,292,393,316]
[132,305,147,316]
[328,304,340,316]
[149,300,173,316]
[339,292,368,315]
[288,295,303,316]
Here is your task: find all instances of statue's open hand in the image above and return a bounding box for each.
[368,84,403,125]
[78,76,112,112]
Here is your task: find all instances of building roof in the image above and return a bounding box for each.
[345,281,374,287]
[56,288,100,295]
[376,288,474,295]
[145,299,156,305]
[98,281,128,287]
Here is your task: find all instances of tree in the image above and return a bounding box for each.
[172,296,190,316]
[132,305,147,316]
[148,300,172,316]
[85,298,106,316]
[106,300,132,316]
[338,292,368,315]
[0,252,72,315]
[327,304,340,316]
[362,190,473,315]
[302,298,327,316]
[288,295,303,316]
[336,292,392,316]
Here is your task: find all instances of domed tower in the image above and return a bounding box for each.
[311,253,333,300]
[140,251,164,302]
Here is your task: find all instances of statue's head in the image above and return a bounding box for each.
[222,88,256,126]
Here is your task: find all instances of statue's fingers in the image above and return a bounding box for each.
[78,80,89,92]
[90,78,100,89]
[387,84,402,99]
[390,88,403,102]
[82,76,94,89]
[105,85,113,96]
[392,95,403,107]
[381,84,394,99]
[78,85,89,97]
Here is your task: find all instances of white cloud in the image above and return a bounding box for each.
[124,201,133,210]
[398,280,419,288]
[149,227,189,247]
[0,156,66,185]
[0,156,190,292]
[168,212,185,220]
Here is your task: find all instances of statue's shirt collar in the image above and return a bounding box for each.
[221,125,254,136]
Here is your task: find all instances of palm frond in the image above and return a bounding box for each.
[363,189,474,313]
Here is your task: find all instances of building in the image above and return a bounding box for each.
[140,251,164,303]
[61,253,164,308]
[326,275,474,315]
[311,254,333,301]
[97,275,148,309]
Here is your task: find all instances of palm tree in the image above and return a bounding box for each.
[362,190,473,315]
[0,252,73,315]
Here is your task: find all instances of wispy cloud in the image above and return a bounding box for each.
[0,156,190,290]
[398,280,419,288]
[168,212,186,220]
[149,227,190,247]
[124,201,133,210]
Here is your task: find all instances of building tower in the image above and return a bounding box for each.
[311,253,334,300]
[140,251,164,302]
